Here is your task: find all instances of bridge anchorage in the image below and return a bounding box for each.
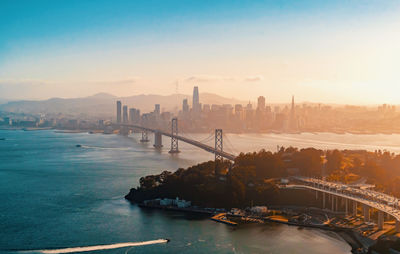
[140,130,149,143]
[153,131,163,148]
[168,118,180,154]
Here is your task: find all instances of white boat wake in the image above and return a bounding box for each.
[28,239,168,253]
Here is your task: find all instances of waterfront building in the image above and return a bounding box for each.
[160,198,173,206]
[157,197,191,208]
[176,199,191,208]
[2,117,11,125]
[98,119,104,128]
[116,101,122,123]
[250,206,268,215]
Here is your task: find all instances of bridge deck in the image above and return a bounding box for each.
[286,177,400,221]
[115,123,237,161]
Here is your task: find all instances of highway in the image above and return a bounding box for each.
[288,177,400,221]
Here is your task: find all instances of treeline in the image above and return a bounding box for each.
[125,147,400,208]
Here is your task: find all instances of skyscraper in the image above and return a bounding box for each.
[257,96,266,111]
[182,99,189,112]
[123,105,128,123]
[129,108,135,123]
[154,104,160,115]
[291,95,295,112]
[290,95,297,130]
[116,101,122,123]
[192,86,200,113]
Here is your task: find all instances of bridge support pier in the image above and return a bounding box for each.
[331,195,334,211]
[353,201,358,216]
[345,199,348,215]
[153,132,163,148]
[378,211,384,230]
[335,196,338,211]
[140,130,149,142]
[120,126,129,136]
[322,192,326,209]
[396,220,400,233]
[363,205,370,222]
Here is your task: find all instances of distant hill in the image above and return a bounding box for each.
[0,93,247,118]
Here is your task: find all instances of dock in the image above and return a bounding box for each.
[211,213,238,226]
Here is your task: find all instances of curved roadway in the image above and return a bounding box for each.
[287,177,400,221]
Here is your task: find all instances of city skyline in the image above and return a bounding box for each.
[3,2,400,253]
[1,0,400,104]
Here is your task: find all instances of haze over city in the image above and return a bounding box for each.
[3,1,400,254]
[1,0,400,103]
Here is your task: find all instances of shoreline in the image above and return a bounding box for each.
[136,202,368,253]
[1,127,400,136]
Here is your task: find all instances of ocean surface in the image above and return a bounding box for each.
[6,130,399,253]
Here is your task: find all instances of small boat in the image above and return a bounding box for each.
[76,144,82,147]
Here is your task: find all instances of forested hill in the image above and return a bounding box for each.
[126,148,400,208]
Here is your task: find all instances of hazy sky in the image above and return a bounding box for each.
[1,0,400,104]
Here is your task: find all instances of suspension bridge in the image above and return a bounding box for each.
[113,118,237,161]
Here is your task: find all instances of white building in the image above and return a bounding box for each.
[250,206,268,215]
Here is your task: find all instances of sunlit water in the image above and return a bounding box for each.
[4,130,396,253]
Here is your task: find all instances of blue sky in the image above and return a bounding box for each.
[1,0,400,103]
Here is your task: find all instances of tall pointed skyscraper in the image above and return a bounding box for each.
[192,86,200,113]
[290,95,297,130]
[291,95,295,112]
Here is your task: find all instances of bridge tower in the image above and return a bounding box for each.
[169,118,180,153]
[140,130,149,142]
[214,129,223,175]
[215,129,223,161]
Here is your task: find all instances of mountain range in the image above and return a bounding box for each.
[0,93,247,118]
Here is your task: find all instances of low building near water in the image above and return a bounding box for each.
[250,206,268,215]
[144,197,191,208]
[230,208,245,216]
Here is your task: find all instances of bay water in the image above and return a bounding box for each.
[3,130,392,253]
